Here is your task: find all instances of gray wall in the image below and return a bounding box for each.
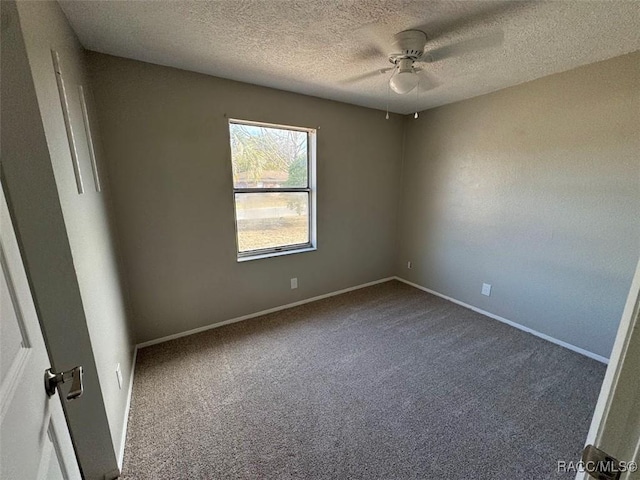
[397,52,640,359]
[8,1,135,473]
[86,52,404,343]
[87,47,638,359]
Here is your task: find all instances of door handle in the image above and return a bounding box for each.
[44,366,83,400]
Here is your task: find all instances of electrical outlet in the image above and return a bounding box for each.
[115,363,122,390]
[407,261,412,269]
[481,283,492,297]
[291,277,298,289]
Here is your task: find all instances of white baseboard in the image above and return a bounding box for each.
[136,277,395,349]
[394,276,609,365]
[117,344,138,469]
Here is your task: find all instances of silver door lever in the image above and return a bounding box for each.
[44,366,83,400]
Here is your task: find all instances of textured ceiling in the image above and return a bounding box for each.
[59,0,640,115]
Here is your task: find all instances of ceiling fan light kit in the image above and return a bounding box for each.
[389,58,419,94]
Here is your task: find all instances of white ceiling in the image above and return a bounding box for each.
[59,0,640,115]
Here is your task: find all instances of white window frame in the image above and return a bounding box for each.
[229,118,317,262]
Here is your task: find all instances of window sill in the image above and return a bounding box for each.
[237,247,317,263]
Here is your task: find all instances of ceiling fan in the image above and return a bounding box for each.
[382,30,432,94]
[342,1,536,100]
[345,28,504,95]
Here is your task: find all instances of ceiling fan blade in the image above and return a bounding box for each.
[341,67,394,84]
[352,21,394,61]
[409,1,529,44]
[420,31,504,63]
[415,70,441,91]
[358,45,386,61]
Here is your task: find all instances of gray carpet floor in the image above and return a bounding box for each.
[121,281,605,479]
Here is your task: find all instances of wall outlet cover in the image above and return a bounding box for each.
[291,278,298,289]
[481,283,492,296]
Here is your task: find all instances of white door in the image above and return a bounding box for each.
[577,258,640,480]
[0,183,81,480]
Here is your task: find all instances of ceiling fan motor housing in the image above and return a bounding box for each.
[389,30,427,64]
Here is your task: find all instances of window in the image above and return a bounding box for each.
[229,119,316,260]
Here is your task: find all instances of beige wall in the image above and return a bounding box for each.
[87,52,404,343]
[9,1,135,474]
[397,52,640,359]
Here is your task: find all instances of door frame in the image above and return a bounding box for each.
[576,257,640,479]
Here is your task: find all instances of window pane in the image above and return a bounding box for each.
[235,192,309,253]
[230,123,308,188]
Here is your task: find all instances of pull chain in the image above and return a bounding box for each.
[414,75,419,119]
[385,77,390,120]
